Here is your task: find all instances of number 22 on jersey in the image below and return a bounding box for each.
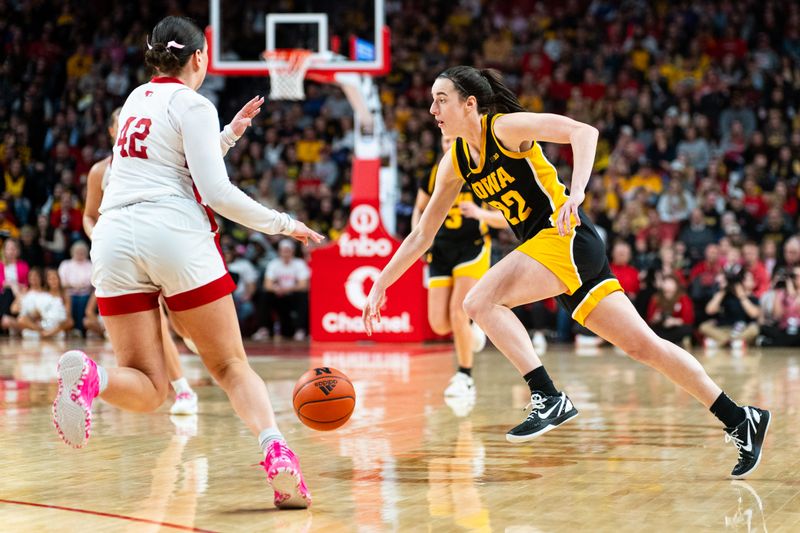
[117,116,152,158]
[488,190,531,225]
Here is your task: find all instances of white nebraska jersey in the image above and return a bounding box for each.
[101,78,201,211]
[100,77,294,236]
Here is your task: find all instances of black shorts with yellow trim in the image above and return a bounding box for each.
[428,236,491,288]
[515,221,622,326]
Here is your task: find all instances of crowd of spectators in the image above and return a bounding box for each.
[1,0,800,347]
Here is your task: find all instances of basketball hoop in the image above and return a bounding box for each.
[262,49,314,100]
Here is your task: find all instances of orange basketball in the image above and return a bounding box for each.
[292,367,355,431]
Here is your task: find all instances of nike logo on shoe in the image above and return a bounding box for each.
[741,428,753,452]
[537,395,564,419]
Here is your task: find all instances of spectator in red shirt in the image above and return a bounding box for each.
[689,242,724,320]
[610,240,640,299]
[714,26,748,60]
[520,43,552,79]
[49,190,83,239]
[547,64,573,107]
[741,177,768,220]
[647,275,695,347]
[742,241,770,297]
[580,68,606,102]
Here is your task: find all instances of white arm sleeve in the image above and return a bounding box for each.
[180,101,296,235]
[219,124,237,157]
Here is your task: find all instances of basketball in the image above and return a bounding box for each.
[292,367,355,431]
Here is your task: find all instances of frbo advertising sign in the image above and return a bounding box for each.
[310,202,429,341]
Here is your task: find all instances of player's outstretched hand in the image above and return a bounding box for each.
[229,95,264,137]
[362,283,387,336]
[555,190,584,236]
[289,220,324,246]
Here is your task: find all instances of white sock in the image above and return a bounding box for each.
[258,427,284,453]
[171,377,192,395]
[97,365,108,393]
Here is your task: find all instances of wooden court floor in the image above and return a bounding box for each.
[1,337,797,532]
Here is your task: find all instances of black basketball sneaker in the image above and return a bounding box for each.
[724,405,771,478]
[506,391,579,443]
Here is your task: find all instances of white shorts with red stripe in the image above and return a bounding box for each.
[91,197,235,316]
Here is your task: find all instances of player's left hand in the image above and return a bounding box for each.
[289,220,325,246]
[229,95,264,137]
[362,282,387,336]
[459,201,483,220]
[555,190,585,236]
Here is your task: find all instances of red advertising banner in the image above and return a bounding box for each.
[310,200,430,342]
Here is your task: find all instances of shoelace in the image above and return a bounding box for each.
[523,393,548,421]
[264,440,292,464]
[725,427,745,459]
[175,392,195,401]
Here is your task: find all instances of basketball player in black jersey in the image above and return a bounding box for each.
[363,66,769,478]
[412,136,506,409]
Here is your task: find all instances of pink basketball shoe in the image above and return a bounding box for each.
[260,440,312,509]
[52,350,100,448]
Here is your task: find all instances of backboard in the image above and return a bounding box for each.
[207,0,389,77]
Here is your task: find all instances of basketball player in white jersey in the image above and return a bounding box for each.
[54,16,321,509]
[83,107,211,417]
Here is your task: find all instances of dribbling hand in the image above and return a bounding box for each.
[229,95,264,137]
[362,283,387,336]
[555,191,584,236]
[289,221,324,246]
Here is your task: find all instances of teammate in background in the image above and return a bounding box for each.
[54,16,322,508]
[84,107,205,416]
[412,135,506,408]
[363,66,770,479]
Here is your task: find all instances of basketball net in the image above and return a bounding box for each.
[262,49,313,100]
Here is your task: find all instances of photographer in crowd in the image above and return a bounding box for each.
[699,265,761,349]
[758,267,800,347]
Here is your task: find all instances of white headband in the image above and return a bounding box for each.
[146,38,186,50]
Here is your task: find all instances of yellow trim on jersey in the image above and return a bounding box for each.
[453,236,491,279]
[571,278,624,325]
[460,115,489,174]
[487,114,571,228]
[515,228,583,295]
[451,142,465,181]
[527,142,570,226]
[478,217,488,235]
[427,163,438,194]
[488,114,537,159]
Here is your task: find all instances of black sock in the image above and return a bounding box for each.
[710,392,746,428]
[458,366,472,377]
[523,366,558,396]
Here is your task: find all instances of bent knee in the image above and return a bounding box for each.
[207,357,249,386]
[462,286,492,320]
[132,381,170,412]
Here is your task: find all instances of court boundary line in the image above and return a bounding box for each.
[0,498,218,532]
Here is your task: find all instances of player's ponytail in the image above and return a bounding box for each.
[479,68,525,114]
[437,66,525,115]
[144,16,205,76]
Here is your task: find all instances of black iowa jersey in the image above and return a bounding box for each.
[450,114,570,242]
[420,161,486,244]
